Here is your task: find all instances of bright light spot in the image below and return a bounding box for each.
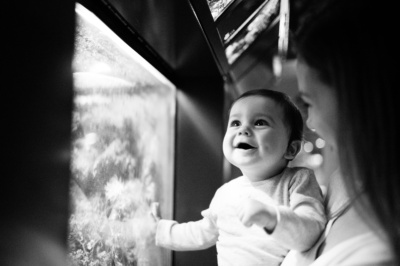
[303,141,314,153]
[178,91,221,161]
[83,132,98,148]
[273,55,282,77]
[105,176,124,201]
[75,3,174,87]
[88,62,112,73]
[307,153,324,168]
[315,138,326,149]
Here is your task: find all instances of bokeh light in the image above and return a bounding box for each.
[303,141,314,153]
[307,153,323,168]
[315,138,326,149]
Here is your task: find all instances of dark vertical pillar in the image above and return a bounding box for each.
[1,1,75,265]
[172,0,225,264]
[174,78,224,266]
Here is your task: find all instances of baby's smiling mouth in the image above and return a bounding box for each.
[236,143,256,150]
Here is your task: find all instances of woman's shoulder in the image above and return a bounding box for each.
[282,229,394,266]
[311,231,394,266]
[282,203,394,266]
[315,202,394,266]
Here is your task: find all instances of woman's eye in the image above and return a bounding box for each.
[255,120,268,126]
[299,97,311,109]
[230,120,240,127]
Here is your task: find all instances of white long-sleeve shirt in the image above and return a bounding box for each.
[156,167,326,266]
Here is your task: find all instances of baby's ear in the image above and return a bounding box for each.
[284,140,302,160]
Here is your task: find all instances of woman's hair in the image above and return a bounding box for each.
[229,88,304,145]
[294,0,400,261]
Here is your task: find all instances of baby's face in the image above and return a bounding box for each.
[223,96,290,179]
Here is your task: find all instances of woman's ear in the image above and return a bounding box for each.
[284,140,302,160]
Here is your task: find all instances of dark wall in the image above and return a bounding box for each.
[174,79,223,266]
[106,0,176,72]
[2,0,75,265]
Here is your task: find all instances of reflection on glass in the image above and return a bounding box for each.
[217,0,266,42]
[225,0,280,64]
[68,4,175,266]
[207,0,235,20]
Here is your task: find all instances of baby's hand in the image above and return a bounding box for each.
[150,202,161,222]
[237,198,277,231]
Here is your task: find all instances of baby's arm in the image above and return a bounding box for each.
[156,211,218,251]
[154,187,222,251]
[269,202,325,251]
[273,169,326,251]
[237,199,278,232]
[152,198,218,251]
[238,169,326,251]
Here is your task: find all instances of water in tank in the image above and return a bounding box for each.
[68,4,176,266]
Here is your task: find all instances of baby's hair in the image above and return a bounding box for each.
[229,89,304,144]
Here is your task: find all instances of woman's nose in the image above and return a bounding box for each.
[306,117,315,131]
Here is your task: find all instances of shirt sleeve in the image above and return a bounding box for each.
[269,168,327,252]
[155,207,219,251]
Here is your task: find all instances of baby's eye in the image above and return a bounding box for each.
[255,119,268,126]
[229,120,241,127]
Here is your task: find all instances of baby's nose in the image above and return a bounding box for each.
[238,126,251,136]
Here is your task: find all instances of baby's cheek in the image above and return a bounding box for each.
[222,137,232,159]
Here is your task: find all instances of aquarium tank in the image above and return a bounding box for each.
[68,4,176,266]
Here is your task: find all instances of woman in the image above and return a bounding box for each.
[281,0,399,265]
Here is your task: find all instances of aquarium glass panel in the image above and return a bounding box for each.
[68,4,175,266]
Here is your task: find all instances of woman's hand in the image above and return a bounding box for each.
[237,198,277,232]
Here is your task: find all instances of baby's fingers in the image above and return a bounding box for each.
[150,202,161,221]
[237,208,252,227]
[237,200,254,227]
[240,215,254,227]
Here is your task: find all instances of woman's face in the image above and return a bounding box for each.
[296,60,339,149]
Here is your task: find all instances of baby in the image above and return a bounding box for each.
[154,89,326,266]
